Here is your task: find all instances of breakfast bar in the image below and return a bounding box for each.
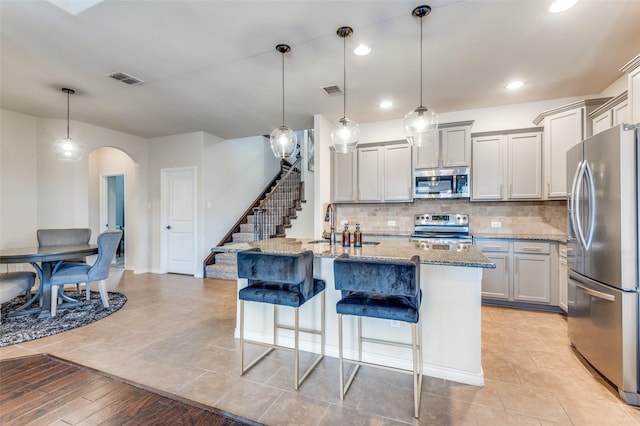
[214,238,495,386]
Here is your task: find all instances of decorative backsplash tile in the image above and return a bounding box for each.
[329,199,567,237]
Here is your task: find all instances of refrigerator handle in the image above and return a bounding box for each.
[584,161,596,250]
[574,282,616,302]
[571,161,588,249]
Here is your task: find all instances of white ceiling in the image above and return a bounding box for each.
[1,0,639,140]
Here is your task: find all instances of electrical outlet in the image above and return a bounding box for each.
[387,220,396,227]
[491,221,502,228]
[341,220,348,226]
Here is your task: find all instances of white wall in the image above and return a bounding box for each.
[0,110,38,268]
[0,110,151,273]
[88,147,137,269]
[313,114,334,240]
[203,133,280,248]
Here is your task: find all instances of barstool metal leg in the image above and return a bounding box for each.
[294,306,300,390]
[239,300,245,375]
[412,322,419,418]
[338,313,344,400]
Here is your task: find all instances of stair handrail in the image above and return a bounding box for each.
[254,157,302,240]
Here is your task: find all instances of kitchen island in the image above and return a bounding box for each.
[214,238,494,386]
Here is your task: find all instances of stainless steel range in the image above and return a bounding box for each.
[411,213,471,244]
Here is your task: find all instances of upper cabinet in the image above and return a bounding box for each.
[471,128,542,201]
[414,121,473,169]
[621,53,640,123]
[533,98,610,199]
[589,92,629,135]
[331,142,412,204]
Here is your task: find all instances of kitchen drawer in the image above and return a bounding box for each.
[475,240,509,252]
[513,241,550,254]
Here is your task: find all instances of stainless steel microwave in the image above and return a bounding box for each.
[414,167,470,199]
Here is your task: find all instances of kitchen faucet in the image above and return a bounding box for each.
[324,203,336,245]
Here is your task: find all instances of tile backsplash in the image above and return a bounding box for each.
[331,199,567,236]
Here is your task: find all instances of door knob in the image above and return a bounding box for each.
[166,226,172,230]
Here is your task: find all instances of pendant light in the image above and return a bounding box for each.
[53,88,83,161]
[404,5,438,148]
[270,44,297,159]
[330,26,359,154]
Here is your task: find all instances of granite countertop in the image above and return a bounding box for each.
[213,238,495,269]
[472,233,567,243]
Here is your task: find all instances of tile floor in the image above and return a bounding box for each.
[2,270,640,425]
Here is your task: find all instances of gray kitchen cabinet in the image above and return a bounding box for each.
[414,121,473,169]
[559,243,568,312]
[475,240,510,300]
[358,146,383,201]
[475,238,559,309]
[533,98,610,199]
[471,128,542,201]
[383,144,413,201]
[471,134,503,200]
[589,92,629,136]
[512,241,551,304]
[331,149,357,202]
[621,53,640,123]
[331,142,412,203]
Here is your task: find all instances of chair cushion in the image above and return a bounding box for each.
[336,290,422,323]
[0,272,36,304]
[50,264,91,286]
[239,278,325,308]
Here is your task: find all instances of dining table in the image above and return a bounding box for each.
[0,244,98,318]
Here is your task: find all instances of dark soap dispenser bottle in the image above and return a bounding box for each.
[353,223,362,248]
[342,223,351,247]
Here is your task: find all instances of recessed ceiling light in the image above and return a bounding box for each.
[549,0,578,13]
[379,100,393,109]
[354,44,371,56]
[506,81,525,90]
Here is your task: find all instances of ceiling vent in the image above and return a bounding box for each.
[321,83,343,96]
[107,71,144,86]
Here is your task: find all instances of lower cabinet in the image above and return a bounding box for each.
[475,238,559,309]
[558,244,568,312]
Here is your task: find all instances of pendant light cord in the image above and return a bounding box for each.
[419,14,424,108]
[66,90,70,139]
[343,34,346,120]
[281,51,285,127]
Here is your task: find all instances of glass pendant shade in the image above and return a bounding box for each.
[406,5,438,148]
[404,106,438,148]
[54,88,82,161]
[270,125,297,159]
[53,137,83,161]
[330,117,360,154]
[269,44,296,159]
[331,26,359,154]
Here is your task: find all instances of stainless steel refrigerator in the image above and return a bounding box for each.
[567,123,640,404]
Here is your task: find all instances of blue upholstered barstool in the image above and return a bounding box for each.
[236,249,325,390]
[333,253,423,418]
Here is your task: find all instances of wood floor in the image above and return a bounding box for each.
[0,354,260,426]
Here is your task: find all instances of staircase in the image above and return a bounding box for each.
[205,159,304,280]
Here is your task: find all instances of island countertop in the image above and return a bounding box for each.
[214,238,495,269]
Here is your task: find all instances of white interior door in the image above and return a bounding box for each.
[162,167,196,275]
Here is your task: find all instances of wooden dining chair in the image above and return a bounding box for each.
[49,230,122,316]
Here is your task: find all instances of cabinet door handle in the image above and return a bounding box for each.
[505,260,508,273]
[500,184,503,198]
[482,245,503,250]
[521,247,542,252]
[547,182,550,197]
[515,256,518,274]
